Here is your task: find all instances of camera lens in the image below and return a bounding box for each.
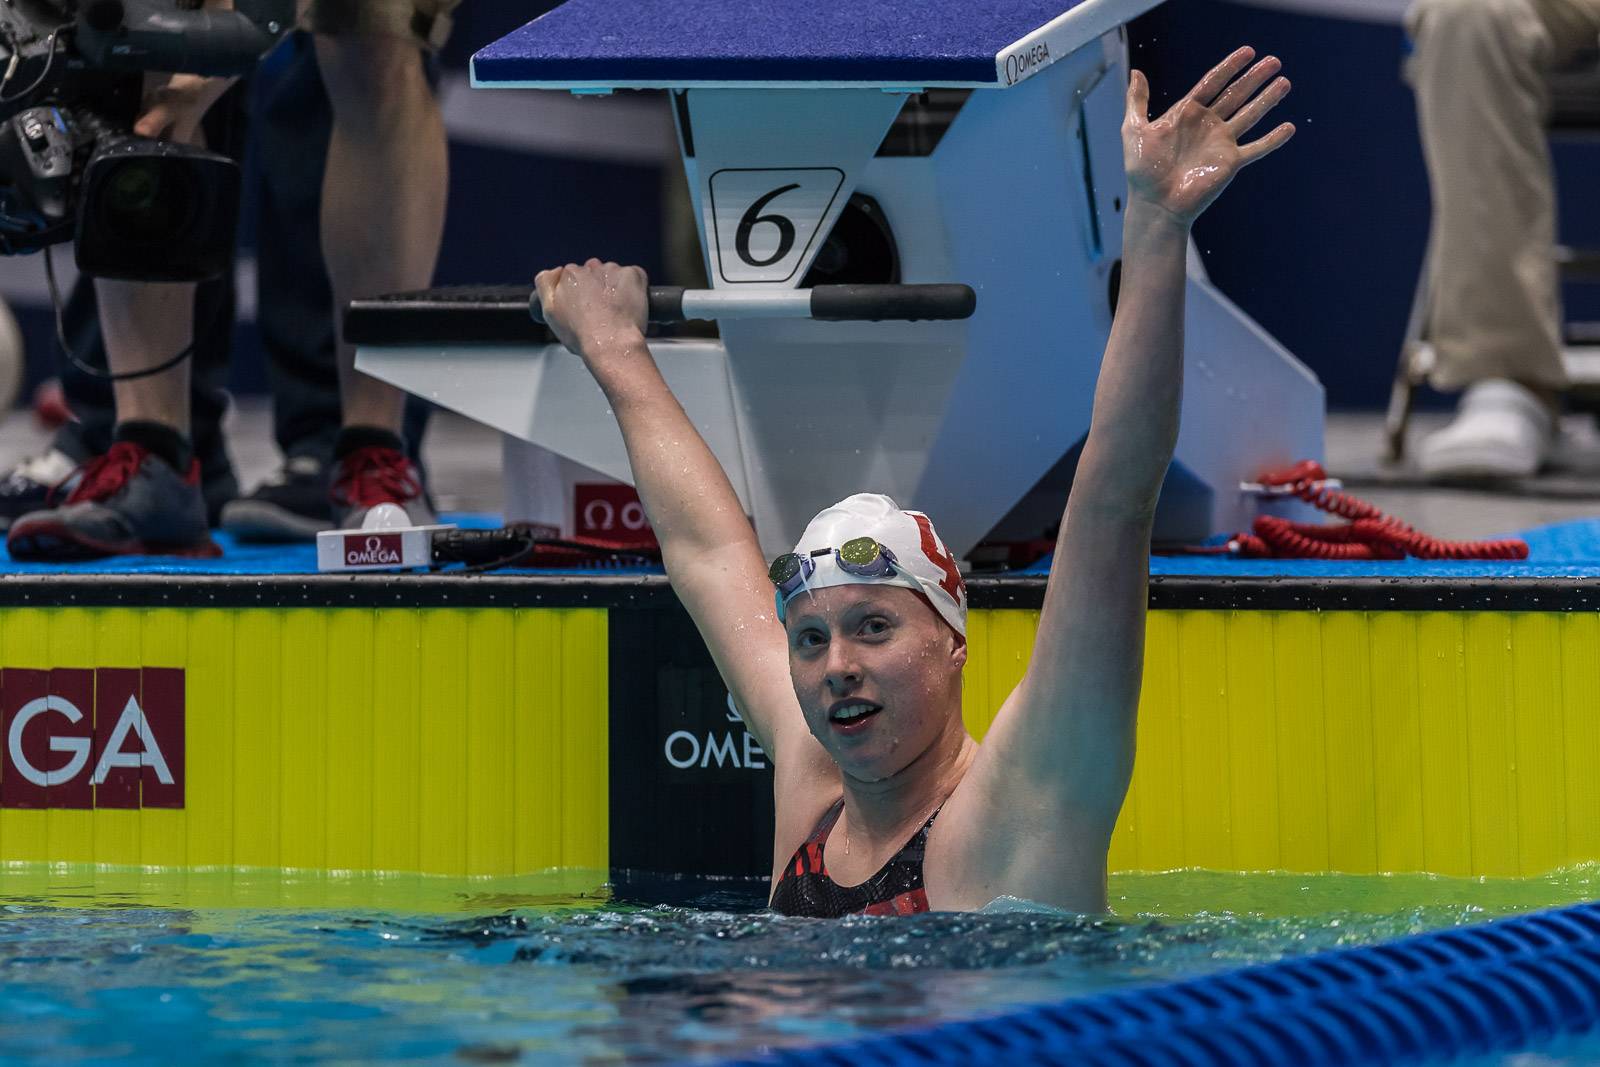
[94,157,199,247]
[76,137,241,281]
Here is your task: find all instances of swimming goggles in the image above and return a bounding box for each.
[768,537,900,599]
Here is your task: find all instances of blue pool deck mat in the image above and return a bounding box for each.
[5,515,1600,582]
[0,514,659,578]
[470,0,1162,91]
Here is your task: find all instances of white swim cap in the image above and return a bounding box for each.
[775,493,967,638]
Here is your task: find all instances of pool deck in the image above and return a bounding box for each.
[0,404,1597,603]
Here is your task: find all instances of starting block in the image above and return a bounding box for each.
[356,0,1324,557]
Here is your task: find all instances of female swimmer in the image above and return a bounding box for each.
[536,47,1295,917]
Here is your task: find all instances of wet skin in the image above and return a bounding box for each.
[784,585,968,787]
[1123,47,1293,222]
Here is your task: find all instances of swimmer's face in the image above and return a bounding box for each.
[784,584,966,782]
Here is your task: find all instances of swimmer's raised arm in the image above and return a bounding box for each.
[942,48,1294,910]
[536,263,828,780]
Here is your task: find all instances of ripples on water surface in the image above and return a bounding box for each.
[4,866,1600,1064]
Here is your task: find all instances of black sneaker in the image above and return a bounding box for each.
[219,455,335,542]
[7,442,221,560]
[0,449,78,532]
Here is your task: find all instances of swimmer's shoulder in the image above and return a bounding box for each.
[924,706,1111,912]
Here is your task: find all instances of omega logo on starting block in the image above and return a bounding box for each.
[575,483,656,548]
[708,167,845,284]
[0,667,184,809]
[1002,39,1051,86]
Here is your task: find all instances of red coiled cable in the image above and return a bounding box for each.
[1216,460,1529,561]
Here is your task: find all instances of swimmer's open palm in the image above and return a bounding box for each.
[1123,47,1294,223]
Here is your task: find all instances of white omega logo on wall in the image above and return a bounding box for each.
[664,728,767,771]
[0,666,186,810]
[707,167,845,284]
[7,693,174,788]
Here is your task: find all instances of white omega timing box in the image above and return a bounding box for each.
[316,524,455,572]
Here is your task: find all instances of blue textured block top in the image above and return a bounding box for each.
[471,0,1129,88]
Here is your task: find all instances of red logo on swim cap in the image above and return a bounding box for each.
[912,513,965,604]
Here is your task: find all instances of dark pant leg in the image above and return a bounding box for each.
[253,33,339,467]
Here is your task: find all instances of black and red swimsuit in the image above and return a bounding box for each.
[769,799,941,918]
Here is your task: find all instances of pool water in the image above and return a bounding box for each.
[6,865,1600,1065]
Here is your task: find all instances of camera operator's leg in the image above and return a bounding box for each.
[6,280,219,560]
[0,78,254,537]
[14,278,240,532]
[99,281,194,436]
[314,28,443,528]
[222,31,433,542]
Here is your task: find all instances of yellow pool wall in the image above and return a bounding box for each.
[966,608,1598,879]
[0,603,1591,883]
[0,607,608,876]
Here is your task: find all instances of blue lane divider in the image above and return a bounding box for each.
[717,904,1600,1066]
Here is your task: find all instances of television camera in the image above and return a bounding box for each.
[0,0,291,281]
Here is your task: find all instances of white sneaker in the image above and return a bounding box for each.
[0,448,81,531]
[11,449,77,486]
[1418,379,1554,479]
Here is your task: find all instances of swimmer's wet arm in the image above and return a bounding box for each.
[1069,48,1294,523]
[976,199,1189,834]
[535,261,815,765]
[983,50,1295,822]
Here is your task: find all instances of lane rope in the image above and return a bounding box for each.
[716,902,1600,1066]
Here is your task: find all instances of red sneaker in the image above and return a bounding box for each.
[329,446,436,529]
[7,442,222,561]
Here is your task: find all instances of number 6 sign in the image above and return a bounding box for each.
[707,167,845,284]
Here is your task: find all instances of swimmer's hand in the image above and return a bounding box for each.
[535,259,650,363]
[1123,46,1294,224]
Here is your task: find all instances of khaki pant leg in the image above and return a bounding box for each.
[1405,0,1600,391]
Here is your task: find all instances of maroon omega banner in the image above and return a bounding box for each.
[0,667,184,809]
